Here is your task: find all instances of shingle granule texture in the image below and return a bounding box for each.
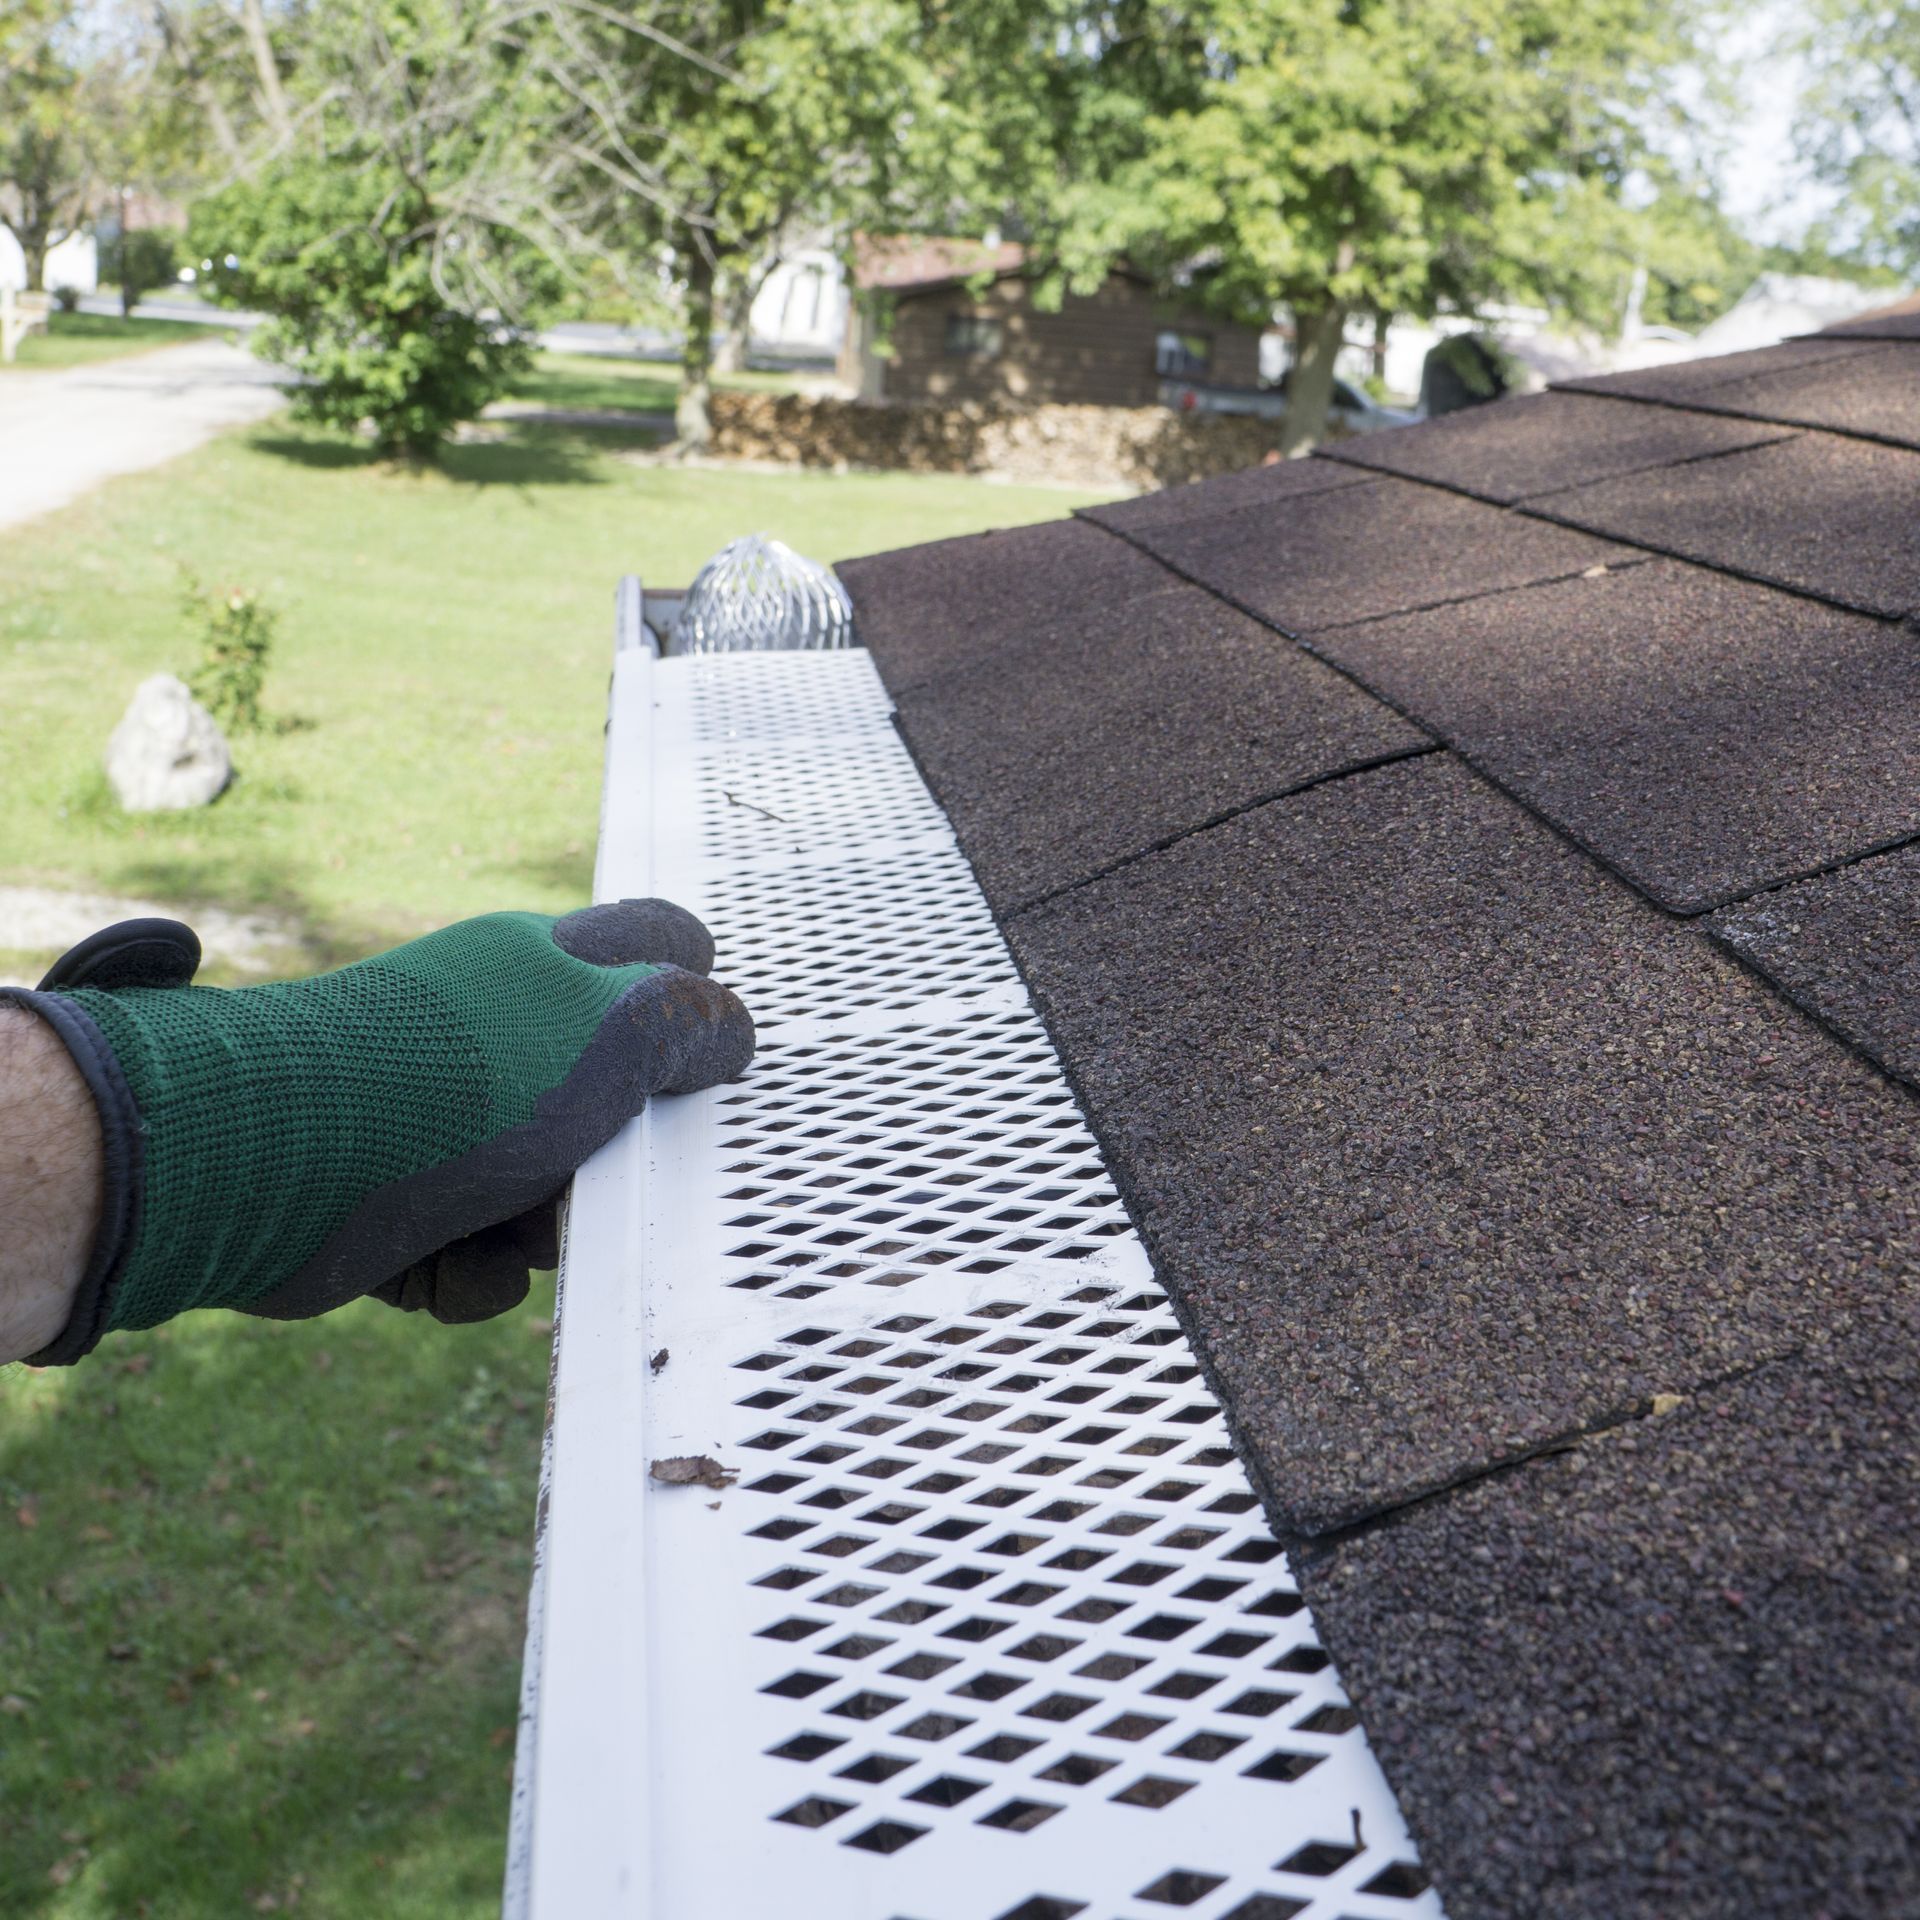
[837,516,1169,693]
[1586,339,1920,451]
[1113,472,1632,635]
[1709,841,1920,1089]
[1304,558,1920,914]
[1318,390,1790,503]
[1007,755,1920,1537]
[889,582,1430,911]
[1555,335,1884,403]
[1299,1308,1920,1920]
[1077,448,1371,535]
[1530,429,1920,617]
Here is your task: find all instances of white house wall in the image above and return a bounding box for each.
[0,229,99,295]
[752,250,850,359]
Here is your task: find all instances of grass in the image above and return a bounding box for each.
[499,350,800,418]
[3,311,216,372]
[1,418,1112,970]
[0,413,1118,1917]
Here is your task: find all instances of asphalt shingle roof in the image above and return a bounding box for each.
[1574,340,1920,451]
[1317,388,1790,502]
[1110,469,1631,634]
[889,581,1428,911]
[837,516,1174,693]
[1009,752,1920,1536]
[838,320,1920,1918]
[1302,1300,1920,1920]
[1530,430,1920,617]
[1303,559,1920,913]
[1710,843,1920,1091]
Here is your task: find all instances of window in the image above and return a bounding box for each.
[1155,330,1213,378]
[944,314,1003,357]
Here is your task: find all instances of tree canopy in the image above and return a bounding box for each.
[1794,0,1920,275]
[18,0,1893,457]
[1044,0,1714,447]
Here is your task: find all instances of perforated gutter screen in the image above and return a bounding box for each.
[503,603,1446,1920]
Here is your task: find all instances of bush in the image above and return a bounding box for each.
[189,156,536,464]
[182,574,278,736]
[101,228,183,316]
[51,283,80,313]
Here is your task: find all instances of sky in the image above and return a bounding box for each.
[1717,3,1840,244]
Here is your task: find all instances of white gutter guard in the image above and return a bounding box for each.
[505,591,1444,1920]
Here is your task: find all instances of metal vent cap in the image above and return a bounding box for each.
[676,533,854,654]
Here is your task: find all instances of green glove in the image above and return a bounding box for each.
[3,902,753,1366]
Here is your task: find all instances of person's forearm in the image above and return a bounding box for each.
[0,1003,100,1363]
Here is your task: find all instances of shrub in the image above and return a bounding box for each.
[189,156,536,464]
[182,575,278,736]
[101,228,183,317]
[51,283,80,313]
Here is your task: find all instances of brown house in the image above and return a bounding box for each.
[841,235,1261,409]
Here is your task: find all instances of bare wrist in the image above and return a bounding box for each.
[0,1002,104,1363]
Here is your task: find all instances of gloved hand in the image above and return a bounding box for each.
[1,901,753,1365]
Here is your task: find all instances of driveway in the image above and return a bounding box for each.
[0,339,287,534]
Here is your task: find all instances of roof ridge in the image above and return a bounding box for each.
[1543,338,1920,456]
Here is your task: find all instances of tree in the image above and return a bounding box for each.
[574,0,1076,447]
[102,226,185,315]
[1793,0,1920,274]
[185,0,606,461]
[193,151,541,463]
[1057,0,1710,451]
[0,15,93,292]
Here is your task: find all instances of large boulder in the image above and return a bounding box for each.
[105,674,231,812]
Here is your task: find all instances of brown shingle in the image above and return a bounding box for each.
[1709,842,1920,1089]
[1303,1312,1920,1920]
[891,582,1429,911]
[1577,340,1920,452]
[1556,336,1883,403]
[1077,454,1370,535]
[1007,754,1920,1537]
[838,517,1169,693]
[1112,472,1631,634]
[1816,291,1920,340]
[1304,558,1920,913]
[1529,430,1920,617]
[1318,390,1789,502]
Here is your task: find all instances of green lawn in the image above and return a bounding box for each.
[500,350,800,418]
[3,311,217,371]
[0,416,1116,1918]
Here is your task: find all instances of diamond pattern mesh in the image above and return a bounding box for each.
[519,649,1443,1920]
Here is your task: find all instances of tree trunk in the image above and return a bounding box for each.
[1280,299,1348,456]
[676,249,716,452]
[21,226,49,293]
[710,266,755,374]
[120,191,135,318]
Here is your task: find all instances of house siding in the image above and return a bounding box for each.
[869,274,1260,409]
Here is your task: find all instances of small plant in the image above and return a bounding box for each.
[51,284,80,313]
[181,573,279,735]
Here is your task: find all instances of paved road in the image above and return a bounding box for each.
[74,293,833,369]
[0,339,286,533]
[79,292,683,359]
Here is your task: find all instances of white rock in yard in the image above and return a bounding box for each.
[105,674,231,812]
